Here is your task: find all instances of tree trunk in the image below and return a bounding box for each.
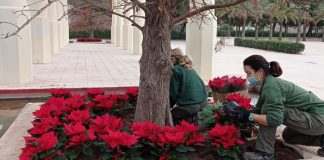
[235,25,238,37]
[228,18,232,37]
[284,23,288,37]
[242,18,246,37]
[296,18,301,43]
[306,22,314,37]
[302,21,307,41]
[134,4,172,126]
[272,22,276,34]
[269,17,273,40]
[278,22,283,41]
[255,18,259,40]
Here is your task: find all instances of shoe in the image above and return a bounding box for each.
[243,150,274,160]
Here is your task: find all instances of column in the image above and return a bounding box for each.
[29,0,51,64]
[186,0,217,81]
[48,1,59,55]
[122,6,133,50]
[56,2,65,49]
[62,0,69,45]
[115,0,123,47]
[111,0,117,44]
[132,1,145,55]
[0,0,33,84]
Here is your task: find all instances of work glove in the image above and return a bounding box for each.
[223,101,251,122]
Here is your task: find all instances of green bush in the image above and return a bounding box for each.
[69,30,111,39]
[171,31,186,39]
[234,38,305,54]
[218,29,323,38]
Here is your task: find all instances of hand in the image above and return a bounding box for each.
[223,101,251,122]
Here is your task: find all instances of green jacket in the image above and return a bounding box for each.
[254,75,324,127]
[170,64,207,106]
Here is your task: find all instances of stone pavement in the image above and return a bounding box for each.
[0,40,324,100]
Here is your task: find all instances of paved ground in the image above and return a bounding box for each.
[0,40,324,99]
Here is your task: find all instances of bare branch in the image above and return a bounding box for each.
[92,4,143,31]
[172,0,248,25]
[0,0,56,39]
[129,0,147,12]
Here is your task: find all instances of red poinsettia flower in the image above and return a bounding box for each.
[208,124,244,149]
[50,88,71,98]
[94,95,116,110]
[131,121,161,142]
[90,114,124,134]
[231,76,247,88]
[226,93,253,110]
[87,88,104,97]
[33,97,65,118]
[159,153,171,160]
[65,95,86,111]
[66,109,91,123]
[125,87,138,97]
[64,122,86,136]
[209,75,247,93]
[208,77,225,90]
[100,130,139,150]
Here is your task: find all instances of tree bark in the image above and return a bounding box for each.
[307,22,314,37]
[302,21,307,41]
[296,18,301,43]
[134,2,173,126]
[228,18,232,37]
[242,18,246,37]
[269,17,273,40]
[272,22,276,34]
[255,18,259,40]
[284,23,288,37]
[278,22,283,41]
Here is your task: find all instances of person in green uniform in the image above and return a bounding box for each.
[226,55,324,160]
[170,48,208,125]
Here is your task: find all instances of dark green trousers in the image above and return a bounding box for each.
[256,108,324,154]
[171,100,207,125]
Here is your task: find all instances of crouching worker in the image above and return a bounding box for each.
[170,48,208,125]
[225,55,324,160]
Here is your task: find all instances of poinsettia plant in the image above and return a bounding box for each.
[199,93,255,159]
[208,76,247,94]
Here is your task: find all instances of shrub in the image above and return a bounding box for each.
[70,30,111,39]
[234,38,305,54]
[171,31,186,39]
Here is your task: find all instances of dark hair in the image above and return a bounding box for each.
[243,55,282,77]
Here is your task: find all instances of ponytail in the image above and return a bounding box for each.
[269,61,282,77]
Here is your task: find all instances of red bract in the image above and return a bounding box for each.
[87,88,104,97]
[20,132,58,160]
[94,95,116,110]
[131,121,161,142]
[64,122,85,136]
[208,124,244,149]
[90,114,124,134]
[100,130,139,150]
[125,87,138,97]
[159,153,170,160]
[50,88,71,98]
[209,76,247,93]
[66,109,91,123]
[33,97,65,118]
[226,93,253,110]
[65,95,86,111]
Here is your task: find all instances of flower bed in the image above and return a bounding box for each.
[19,88,302,160]
[77,38,102,42]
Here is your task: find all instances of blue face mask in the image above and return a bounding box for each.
[247,77,260,86]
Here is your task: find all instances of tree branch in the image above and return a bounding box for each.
[92,4,143,31]
[0,0,56,39]
[172,0,248,25]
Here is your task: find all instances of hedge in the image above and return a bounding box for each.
[70,30,187,40]
[70,30,111,39]
[218,29,323,38]
[234,38,305,54]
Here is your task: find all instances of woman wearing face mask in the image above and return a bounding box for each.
[228,55,324,160]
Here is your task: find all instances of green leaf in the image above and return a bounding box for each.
[177,153,188,160]
[82,144,93,157]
